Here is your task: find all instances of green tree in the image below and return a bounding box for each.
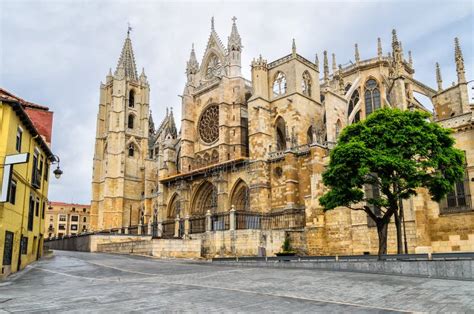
[319,108,465,259]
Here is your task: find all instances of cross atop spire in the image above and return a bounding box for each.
[115,30,138,80]
[127,22,132,38]
[228,16,242,52]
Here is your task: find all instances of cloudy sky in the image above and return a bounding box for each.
[1,0,473,204]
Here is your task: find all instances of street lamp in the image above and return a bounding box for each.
[51,155,63,179]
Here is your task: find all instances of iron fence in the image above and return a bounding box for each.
[236,212,261,229]
[190,216,206,234]
[261,209,305,230]
[211,213,229,231]
[162,220,175,238]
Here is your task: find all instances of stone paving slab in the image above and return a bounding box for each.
[0,251,473,312]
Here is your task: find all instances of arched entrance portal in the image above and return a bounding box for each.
[192,181,218,215]
[230,179,250,211]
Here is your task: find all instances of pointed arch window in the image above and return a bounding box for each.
[273,72,287,97]
[348,89,359,118]
[128,144,135,157]
[205,54,222,79]
[129,90,135,108]
[301,71,312,97]
[275,117,287,151]
[128,114,134,129]
[364,79,381,116]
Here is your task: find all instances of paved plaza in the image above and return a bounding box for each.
[0,251,473,312]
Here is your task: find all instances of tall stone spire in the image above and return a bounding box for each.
[354,43,360,63]
[115,30,138,80]
[227,16,242,52]
[292,38,296,57]
[338,65,345,94]
[332,53,337,73]
[377,37,383,59]
[186,43,199,78]
[323,50,329,83]
[391,29,402,76]
[227,16,242,77]
[435,62,443,92]
[315,53,319,71]
[454,37,466,83]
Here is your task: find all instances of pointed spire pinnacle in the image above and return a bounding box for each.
[338,65,345,94]
[391,29,402,76]
[392,29,398,47]
[315,53,319,71]
[354,43,360,63]
[377,37,383,59]
[399,41,404,59]
[454,37,466,83]
[149,110,155,135]
[408,51,413,67]
[115,30,138,80]
[186,43,199,77]
[323,50,329,83]
[435,62,443,92]
[292,38,296,57]
[228,16,242,52]
[211,16,215,31]
[332,53,337,73]
[108,68,112,76]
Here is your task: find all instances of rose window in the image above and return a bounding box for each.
[199,105,219,144]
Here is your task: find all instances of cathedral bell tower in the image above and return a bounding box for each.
[90,29,150,231]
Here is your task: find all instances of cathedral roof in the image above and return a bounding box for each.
[115,31,138,80]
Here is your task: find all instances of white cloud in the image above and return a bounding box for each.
[1,0,472,203]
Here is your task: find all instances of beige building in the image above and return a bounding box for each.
[90,18,473,257]
[46,202,90,238]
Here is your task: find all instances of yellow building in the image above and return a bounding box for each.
[45,202,90,238]
[0,88,56,278]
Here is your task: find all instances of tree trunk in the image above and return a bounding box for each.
[376,220,388,260]
[393,210,403,254]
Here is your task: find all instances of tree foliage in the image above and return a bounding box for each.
[319,108,465,257]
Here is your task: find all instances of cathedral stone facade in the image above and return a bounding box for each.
[90,18,474,257]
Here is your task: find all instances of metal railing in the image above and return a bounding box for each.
[211,213,230,231]
[236,211,261,229]
[190,216,206,234]
[261,209,305,230]
[162,220,175,238]
[212,252,474,263]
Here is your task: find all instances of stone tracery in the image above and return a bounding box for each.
[198,104,219,144]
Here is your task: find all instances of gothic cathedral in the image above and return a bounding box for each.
[90,18,474,256]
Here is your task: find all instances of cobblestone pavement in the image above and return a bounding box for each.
[1,251,473,313]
